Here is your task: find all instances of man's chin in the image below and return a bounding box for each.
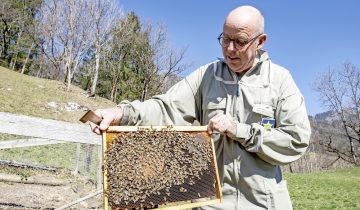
[227,64,241,72]
[229,65,250,74]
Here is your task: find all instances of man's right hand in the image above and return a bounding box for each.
[90,107,123,135]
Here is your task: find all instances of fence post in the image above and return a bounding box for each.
[74,143,81,174]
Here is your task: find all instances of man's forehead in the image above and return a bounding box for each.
[223,23,254,38]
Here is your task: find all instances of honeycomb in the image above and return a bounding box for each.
[104,128,218,209]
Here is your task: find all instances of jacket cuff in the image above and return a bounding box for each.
[235,122,252,140]
[117,104,131,125]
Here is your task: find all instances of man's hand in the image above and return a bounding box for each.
[90,107,123,135]
[207,113,237,138]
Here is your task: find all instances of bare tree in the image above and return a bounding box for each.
[88,0,122,96]
[314,62,360,165]
[155,47,191,93]
[83,2,122,169]
[39,0,93,91]
[137,22,191,101]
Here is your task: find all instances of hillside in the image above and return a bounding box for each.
[0,66,115,123]
[0,67,116,209]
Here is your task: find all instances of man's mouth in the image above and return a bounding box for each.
[227,56,239,62]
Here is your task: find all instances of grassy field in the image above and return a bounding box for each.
[286,167,360,210]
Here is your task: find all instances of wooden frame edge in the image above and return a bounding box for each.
[156,199,222,210]
[210,137,223,202]
[102,131,109,210]
[103,125,223,209]
[106,125,208,132]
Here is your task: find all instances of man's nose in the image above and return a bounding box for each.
[226,40,235,51]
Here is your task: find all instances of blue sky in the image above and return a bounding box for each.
[119,0,360,116]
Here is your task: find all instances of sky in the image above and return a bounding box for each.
[118,0,360,116]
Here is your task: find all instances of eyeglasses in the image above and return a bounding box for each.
[217,33,262,49]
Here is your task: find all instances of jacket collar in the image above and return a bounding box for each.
[215,50,270,87]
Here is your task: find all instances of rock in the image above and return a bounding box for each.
[47,101,58,109]
[64,102,89,112]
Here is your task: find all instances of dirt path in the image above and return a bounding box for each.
[0,173,102,209]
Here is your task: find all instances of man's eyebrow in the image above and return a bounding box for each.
[223,34,248,40]
[223,35,248,41]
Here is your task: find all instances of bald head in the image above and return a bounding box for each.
[225,6,264,35]
[221,6,267,73]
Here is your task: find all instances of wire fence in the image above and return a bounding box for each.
[0,112,103,209]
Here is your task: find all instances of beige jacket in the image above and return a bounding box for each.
[119,50,311,210]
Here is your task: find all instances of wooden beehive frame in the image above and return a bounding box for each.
[102,126,223,210]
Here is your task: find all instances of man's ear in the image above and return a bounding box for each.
[256,34,267,49]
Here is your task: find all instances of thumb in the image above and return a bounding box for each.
[93,109,111,131]
[99,116,113,131]
[207,124,213,134]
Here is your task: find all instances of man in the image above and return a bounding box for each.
[90,5,311,210]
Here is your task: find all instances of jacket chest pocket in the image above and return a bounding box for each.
[248,104,275,126]
[202,97,226,123]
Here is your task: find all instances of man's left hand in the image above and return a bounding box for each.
[207,113,237,138]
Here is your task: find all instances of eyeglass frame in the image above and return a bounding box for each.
[217,32,263,49]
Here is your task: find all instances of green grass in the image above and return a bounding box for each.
[0,143,77,168]
[286,167,360,210]
[0,143,100,182]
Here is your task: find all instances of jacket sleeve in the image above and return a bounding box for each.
[118,65,207,126]
[234,71,311,165]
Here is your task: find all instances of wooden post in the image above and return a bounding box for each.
[74,143,81,174]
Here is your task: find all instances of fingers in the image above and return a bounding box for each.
[207,122,213,134]
[208,114,224,133]
[93,109,112,131]
[99,114,113,131]
[90,122,101,135]
[208,118,218,133]
[207,113,236,137]
[88,110,103,135]
[90,107,123,135]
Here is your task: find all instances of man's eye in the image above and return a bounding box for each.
[235,40,247,46]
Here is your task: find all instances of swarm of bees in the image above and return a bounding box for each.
[105,129,216,209]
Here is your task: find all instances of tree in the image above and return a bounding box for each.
[0,0,19,64]
[135,22,191,101]
[87,0,122,96]
[81,11,191,103]
[39,0,93,91]
[313,62,360,165]
[97,12,144,102]
[0,0,41,70]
